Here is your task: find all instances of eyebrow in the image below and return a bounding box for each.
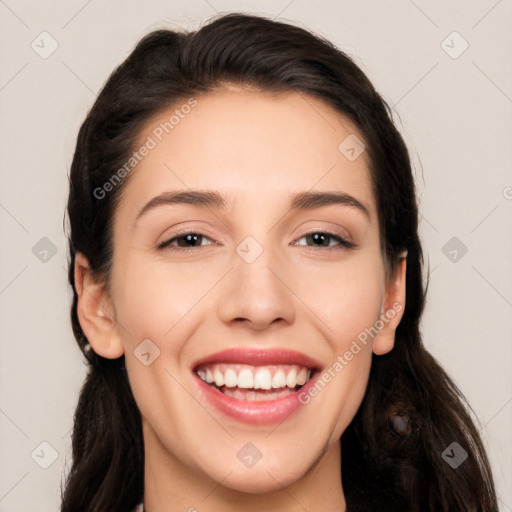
[134,189,370,226]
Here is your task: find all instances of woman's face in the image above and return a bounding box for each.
[87,87,404,494]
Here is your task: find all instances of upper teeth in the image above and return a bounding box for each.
[196,364,311,390]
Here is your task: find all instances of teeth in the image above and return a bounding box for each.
[214,369,224,387]
[253,368,272,390]
[297,367,308,386]
[272,369,286,389]
[286,368,297,388]
[238,369,254,389]
[224,368,238,388]
[196,363,312,391]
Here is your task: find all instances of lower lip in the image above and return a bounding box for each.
[194,373,319,426]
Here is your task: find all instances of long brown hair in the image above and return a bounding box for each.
[62,12,498,511]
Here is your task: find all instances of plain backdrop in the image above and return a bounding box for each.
[0,1,511,510]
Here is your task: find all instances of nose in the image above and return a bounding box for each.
[216,242,296,331]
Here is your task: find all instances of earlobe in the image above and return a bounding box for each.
[74,252,125,359]
[372,251,407,356]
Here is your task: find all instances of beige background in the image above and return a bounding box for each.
[0,1,511,510]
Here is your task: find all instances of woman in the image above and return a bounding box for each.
[61,12,498,512]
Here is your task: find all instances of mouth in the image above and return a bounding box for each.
[191,348,322,425]
[195,363,313,401]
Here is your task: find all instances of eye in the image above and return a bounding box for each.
[157,232,216,251]
[292,231,355,251]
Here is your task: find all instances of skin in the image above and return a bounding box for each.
[74,86,407,512]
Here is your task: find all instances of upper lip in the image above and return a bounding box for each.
[192,347,323,371]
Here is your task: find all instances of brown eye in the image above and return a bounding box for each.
[293,231,355,250]
[157,232,215,250]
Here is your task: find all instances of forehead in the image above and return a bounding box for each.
[118,87,376,221]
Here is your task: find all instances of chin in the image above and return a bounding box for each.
[221,466,306,494]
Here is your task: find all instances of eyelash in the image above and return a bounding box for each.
[156,230,356,252]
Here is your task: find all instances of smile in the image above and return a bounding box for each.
[192,348,321,425]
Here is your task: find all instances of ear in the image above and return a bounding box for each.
[74,252,124,359]
[372,251,407,356]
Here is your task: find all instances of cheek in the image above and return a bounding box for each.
[110,254,213,344]
[293,254,385,346]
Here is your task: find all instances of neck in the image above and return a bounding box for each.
[142,421,346,512]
